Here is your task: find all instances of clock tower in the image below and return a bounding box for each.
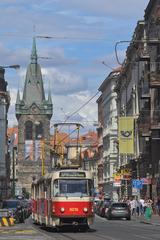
[15,38,53,194]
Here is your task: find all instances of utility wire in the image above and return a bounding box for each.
[57,91,100,132]
[102,61,115,71]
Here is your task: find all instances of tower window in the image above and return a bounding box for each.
[25,121,33,140]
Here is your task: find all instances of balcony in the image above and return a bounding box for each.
[150,71,160,88]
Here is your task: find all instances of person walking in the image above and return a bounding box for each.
[139,197,145,215]
[130,198,137,216]
[145,198,153,221]
[156,197,160,216]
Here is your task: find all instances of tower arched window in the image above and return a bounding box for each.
[25,121,33,140]
[35,121,43,139]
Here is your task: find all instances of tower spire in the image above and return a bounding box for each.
[16,89,20,105]
[31,37,37,64]
[48,90,52,104]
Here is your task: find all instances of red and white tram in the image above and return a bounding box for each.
[31,169,94,229]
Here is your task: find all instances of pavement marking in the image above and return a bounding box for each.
[0,229,37,235]
[134,234,154,240]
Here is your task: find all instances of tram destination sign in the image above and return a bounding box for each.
[60,171,86,178]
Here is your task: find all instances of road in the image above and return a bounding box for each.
[0,216,160,240]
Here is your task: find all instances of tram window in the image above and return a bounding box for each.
[53,179,89,197]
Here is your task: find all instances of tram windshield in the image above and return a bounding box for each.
[53,179,93,197]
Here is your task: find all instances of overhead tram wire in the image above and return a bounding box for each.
[0,32,117,43]
[56,91,100,132]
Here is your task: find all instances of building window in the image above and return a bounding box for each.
[25,121,33,140]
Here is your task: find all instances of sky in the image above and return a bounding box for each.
[0,0,149,132]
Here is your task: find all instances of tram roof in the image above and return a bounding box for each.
[34,169,93,184]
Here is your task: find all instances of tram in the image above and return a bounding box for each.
[31,169,94,229]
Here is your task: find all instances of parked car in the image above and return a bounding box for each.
[106,202,131,220]
[2,199,25,223]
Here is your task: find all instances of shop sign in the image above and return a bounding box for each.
[132,187,140,196]
[141,178,151,185]
[113,179,121,187]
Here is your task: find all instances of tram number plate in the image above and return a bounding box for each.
[69,208,78,212]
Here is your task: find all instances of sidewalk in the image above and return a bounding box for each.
[132,214,160,226]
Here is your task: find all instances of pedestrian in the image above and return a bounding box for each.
[145,198,153,221]
[130,197,137,216]
[143,197,147,214]
[156,197,160,216]
[139,197,145,215]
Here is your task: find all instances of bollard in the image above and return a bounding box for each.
[0,217,15,227]
[8,217,15,226]
[1,217,9,227]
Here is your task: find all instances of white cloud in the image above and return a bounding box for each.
[52,90,98,128]
[49,0,149,19]
[42,67,88,94]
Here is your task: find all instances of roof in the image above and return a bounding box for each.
[50,130,98,147]
[98,67,122,92]
[144,0,155,19]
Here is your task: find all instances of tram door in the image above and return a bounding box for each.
[46,179,52,219]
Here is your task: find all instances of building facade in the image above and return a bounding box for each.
[0,67,10,199]
[114,0,160,199]
[98,69,120,199]
[96,95,104,195]
[15,38,53,194]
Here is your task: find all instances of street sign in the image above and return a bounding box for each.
[132,179,143,189]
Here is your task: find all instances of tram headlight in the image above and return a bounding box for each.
[83,207,88,213]
[60,207,65,213]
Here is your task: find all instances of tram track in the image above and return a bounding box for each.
[31,221,119,240]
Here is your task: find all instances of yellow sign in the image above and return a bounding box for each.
[69,208,78,212]
[118,117,134,154]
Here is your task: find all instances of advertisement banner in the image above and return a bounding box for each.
[25,140,33,160]
[118,117,134,154]
[25,140,42,161]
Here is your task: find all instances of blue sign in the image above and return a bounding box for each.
[132,179,143,189]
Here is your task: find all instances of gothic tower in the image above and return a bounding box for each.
[15,38,53,194]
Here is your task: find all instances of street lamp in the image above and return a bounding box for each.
[0,65,20,70]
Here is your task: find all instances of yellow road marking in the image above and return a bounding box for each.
[0,229,37,235]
